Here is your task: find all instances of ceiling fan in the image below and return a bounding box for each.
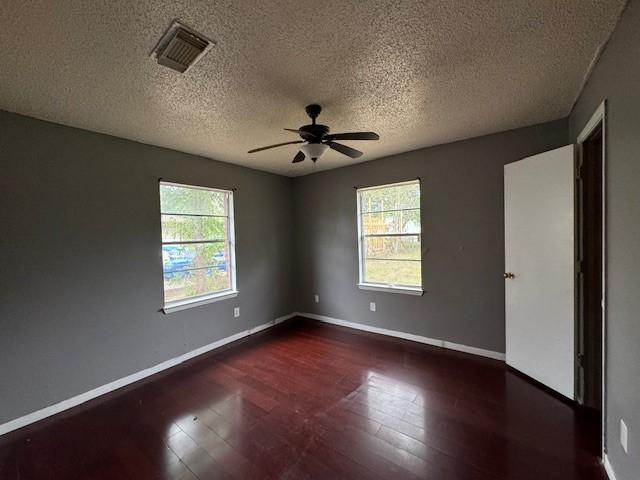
[247,104,379,163]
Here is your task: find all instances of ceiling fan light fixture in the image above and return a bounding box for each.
[300,143,329,160]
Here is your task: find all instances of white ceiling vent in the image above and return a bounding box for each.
[152,20,214,73]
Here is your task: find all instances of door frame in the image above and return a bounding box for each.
[576,99,607,458]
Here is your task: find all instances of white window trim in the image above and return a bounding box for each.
[162,290,239,314]
[160,181,238,313]
[357,283,424,296]
[356,179,423,294]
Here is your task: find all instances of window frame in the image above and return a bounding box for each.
[356,179,424,296]
[159,181,238,314]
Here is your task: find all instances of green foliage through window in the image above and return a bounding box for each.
[160,183,235,304]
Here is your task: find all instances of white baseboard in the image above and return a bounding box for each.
[603,454,617,480]
[0,312,296,437]
[299,312,505,361]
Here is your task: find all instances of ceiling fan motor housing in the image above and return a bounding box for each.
[299,124,329,142]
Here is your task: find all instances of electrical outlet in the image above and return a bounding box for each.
[314,294,319,303]
[621,419,628,453]
[233,307,240,318]
[369,302,376,312]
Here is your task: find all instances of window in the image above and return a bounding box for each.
[356,180,423,295]
[159,182,237,312]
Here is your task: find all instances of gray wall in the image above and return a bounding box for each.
[0,111,294,424]
[4,13,639,476]
[569,2,640,478]
[292,119,568,353]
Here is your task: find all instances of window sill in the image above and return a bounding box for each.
[357,283,424,296]
[162,290,239,314]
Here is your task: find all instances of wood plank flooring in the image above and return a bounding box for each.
[0,317,605,479]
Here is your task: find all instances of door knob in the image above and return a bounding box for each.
[503,272,515,279]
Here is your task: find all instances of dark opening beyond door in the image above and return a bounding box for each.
[577,122,604,454]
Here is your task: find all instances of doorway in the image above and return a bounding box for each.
[576,102,606,456]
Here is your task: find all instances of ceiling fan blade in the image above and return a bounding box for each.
[325,132,379,141]
[327,141,363,159]
[248,140,304,153]
[284,128,304,134]
[292,151,305,163]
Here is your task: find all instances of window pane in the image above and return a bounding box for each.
[163,266,231,303]
[360,183,420,213]
[364,259,421,286]
[364,235,421,260]
[357,181,422,288]
[160,184,226,216]
[159,182,236,305]
[162,243,228,273]
[362,209,420,235]
[161,215,226,242]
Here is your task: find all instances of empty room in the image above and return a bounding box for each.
[1,1,638,479]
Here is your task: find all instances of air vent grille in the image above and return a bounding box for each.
[152,21,214,73]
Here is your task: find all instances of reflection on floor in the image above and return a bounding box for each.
[0,317,605,479]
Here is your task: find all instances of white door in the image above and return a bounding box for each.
[504,145,575,399]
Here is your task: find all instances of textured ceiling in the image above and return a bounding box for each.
[0,1,625,176]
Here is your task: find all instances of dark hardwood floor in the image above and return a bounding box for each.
[0,317,605,479]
